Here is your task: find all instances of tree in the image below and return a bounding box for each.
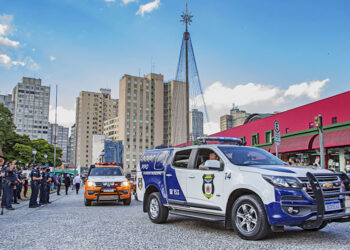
[0,104,16,149]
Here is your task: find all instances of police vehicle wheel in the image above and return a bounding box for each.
[231,195,270,240]
[300,221,328,231]
[123,197,131,205]
[84,196,92,206]
[147,192,168,223]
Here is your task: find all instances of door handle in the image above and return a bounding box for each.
[166,174,172,177]
[188,175,195,179]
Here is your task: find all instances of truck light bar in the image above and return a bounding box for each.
[195,137,245,146]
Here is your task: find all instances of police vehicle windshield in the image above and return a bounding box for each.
[90,167,123,176]
[218,146,286,166]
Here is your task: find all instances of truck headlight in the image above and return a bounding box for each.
[262,175,302,189]
[121,181,129,187]
[87,180,96,187]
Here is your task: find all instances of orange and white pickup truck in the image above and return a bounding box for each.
[84,163,131,206]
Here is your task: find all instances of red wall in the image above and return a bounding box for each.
[212,91,350,146]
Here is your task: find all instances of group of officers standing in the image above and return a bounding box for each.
[0,150,53,214]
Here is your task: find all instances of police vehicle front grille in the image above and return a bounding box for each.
[298,175,342,199]
[95,182,119,187]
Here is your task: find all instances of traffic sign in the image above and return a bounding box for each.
[274,120,281,146]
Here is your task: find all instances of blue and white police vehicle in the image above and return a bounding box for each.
[136,137,350,240]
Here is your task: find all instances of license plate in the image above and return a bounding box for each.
[325,200,341,211]
[103,189,114,193]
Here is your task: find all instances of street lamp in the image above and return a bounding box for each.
[44,153,48,165]
[32,148,37,164]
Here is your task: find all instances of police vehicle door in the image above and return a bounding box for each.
[186,148,225,212]
[165,149,193,204]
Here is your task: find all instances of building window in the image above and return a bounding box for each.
[285,128,289,134]
[309,122,314,129]
[264,130,273,144]
[251,133,259,146]
[332,116,337,124]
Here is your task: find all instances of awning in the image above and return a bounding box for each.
[266,128,350,154]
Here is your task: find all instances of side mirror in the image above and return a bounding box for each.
[204,160,221,169]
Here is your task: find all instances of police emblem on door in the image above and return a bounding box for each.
[202,174,215,199]
[138,177,143,190]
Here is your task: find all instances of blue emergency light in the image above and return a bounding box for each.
[195,137,245,145]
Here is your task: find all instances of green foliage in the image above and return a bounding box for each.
[0,104,64,169]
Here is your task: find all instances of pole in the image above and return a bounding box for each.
[275,144,278,159]
[185,5,190,146]
[319,127,325,169]
[33,154,36,164]
[54,85,57,171]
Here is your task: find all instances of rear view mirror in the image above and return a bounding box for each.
[204,160,221,169]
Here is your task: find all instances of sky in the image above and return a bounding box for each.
[0,0,349,134]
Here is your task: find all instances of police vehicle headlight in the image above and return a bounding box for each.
[121,181,129,187]
[87,180,96,187]
[262,175,302,189]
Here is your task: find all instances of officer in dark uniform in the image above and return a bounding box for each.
[12,166,20,204]
[0,151,7,214]
[2,160,17,210]
[29,164,42,208]
[17,167,24,200]
[39,166,48,205]
[45,168,52,204]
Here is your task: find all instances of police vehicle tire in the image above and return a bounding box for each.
[147,192,168,223]
[84,196,92,206]
[300,221,328,231]
[231,194,271,240]
[123,197,131,205]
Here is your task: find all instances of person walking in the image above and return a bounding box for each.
[23,173,29,198]
[64,174,70,195]
[73,175,81,195]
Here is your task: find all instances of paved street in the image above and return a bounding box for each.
[1,189,350,250]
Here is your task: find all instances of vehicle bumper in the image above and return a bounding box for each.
[265,188,350,226]
[85,186,131,201]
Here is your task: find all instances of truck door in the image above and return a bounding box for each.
[186,148,225,212]
[165,149,193,204]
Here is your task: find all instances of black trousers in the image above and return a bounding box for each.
[13,185,18,203]
[29,182,39,206]
[17,183,23,199]
[65,185,69,195]
[57,183,61,195]
[75,183,80,194]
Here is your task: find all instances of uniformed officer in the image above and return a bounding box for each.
[45,168,52,204]
[0,151,7,214]
[12,166,20,204]
[29,164,42,208]
[2,160,17,210]
[17,167,24,200]
[39,166,48,205]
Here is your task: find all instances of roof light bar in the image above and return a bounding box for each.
[195,137,245,146]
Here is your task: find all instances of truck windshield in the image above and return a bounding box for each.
[89,167,123,176]
[218,146,286,166]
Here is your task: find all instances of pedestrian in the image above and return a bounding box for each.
[73,175,81,195]
[29,164,42,208]
[64,174,70,195]
[57,174,62,195]
[23,173,29,198]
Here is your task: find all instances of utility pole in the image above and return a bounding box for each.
[54,85,58,172]
[181,3,193,146]
[315,114,325,169]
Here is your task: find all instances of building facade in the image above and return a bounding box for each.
[12,77,50,140]
[69,124,76,165]
[189,108,203,140]
[48,123,69,163]
[75,89,118,167]
[163,80,187,146]
[213,91,350,172]
[104,117,120,141]
[220,114,233,131]
[0,94,14,114]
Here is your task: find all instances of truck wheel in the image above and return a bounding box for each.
[301,221,328,231]
[123,197,131,205]
[84,196,92,206]
[147,192,168,223]
[231,195,270,240]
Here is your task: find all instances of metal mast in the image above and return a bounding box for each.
[181,3,193,146]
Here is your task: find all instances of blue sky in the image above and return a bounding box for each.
[0,0,349,132]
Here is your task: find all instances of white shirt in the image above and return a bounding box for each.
[73,176,81,184]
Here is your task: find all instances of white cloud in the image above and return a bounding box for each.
[136,0,160,16]
[50,56,56,61]
[104,0,116,2]
[284,78,329,99]
[0,24,9,36]
[0,54,11,66]
[0,54,39,70]
[193,79,328,135]
[49,105,76,128]
[123,0,137,3]
[0,14,14,36]
[0,35,19,49]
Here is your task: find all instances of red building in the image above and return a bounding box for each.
[212,91,350,171]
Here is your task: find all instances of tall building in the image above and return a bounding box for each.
[118,73,166,172]
[220,114,233,131]
[189,109,203,140]
[104,117,120,141]
[75,89,118,167]
[163,80,187,146]
[0,94,14,114]
[92,135,108,164]
[48,123,69,163]
[69,124,76,165]
[12,77,50,140]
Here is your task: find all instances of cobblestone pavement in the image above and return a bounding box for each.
[1,189,350,250]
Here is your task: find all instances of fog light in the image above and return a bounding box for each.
[287,206,300,215]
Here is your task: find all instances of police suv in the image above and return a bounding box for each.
[136,137,350,240]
